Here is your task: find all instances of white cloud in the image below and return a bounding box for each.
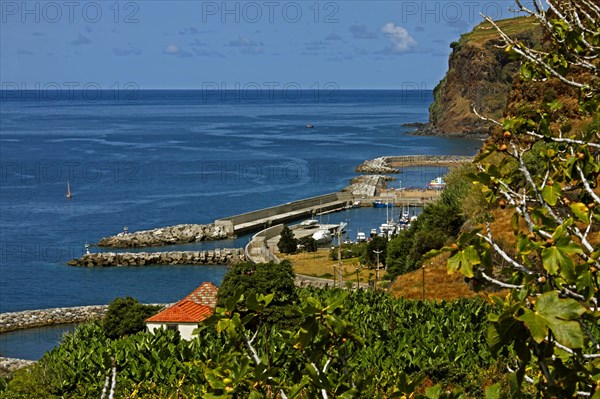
[381,23,417,53]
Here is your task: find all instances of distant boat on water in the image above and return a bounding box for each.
[306,123,314,128]
[373,200,393,208]
[66,181,72,199]
[428,177,446,189]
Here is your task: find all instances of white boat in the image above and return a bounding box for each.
[356,232,366,242]
[428,177,446,189]
[312,229,332,244]
[300,219,319,228]
[380,223,396,236]
[66,180,72,199]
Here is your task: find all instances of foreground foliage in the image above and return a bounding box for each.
[434,1,600,397]
[1,289,502,398]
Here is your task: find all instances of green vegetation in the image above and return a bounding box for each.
[297,235,317,252]
[102,297,161,339]
[277,225,298,254]
[1,289,502,398]
[216,260,299,328]
[330,237,387,268]
[385,163,485,280]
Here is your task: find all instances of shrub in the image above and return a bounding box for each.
[102,297,161,339]
[277,225,298,254]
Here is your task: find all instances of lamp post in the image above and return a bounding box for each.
[422,264,426,301]
[373,249,383,291]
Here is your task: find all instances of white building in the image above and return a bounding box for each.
[145,282,218,340]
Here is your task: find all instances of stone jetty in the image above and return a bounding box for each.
[355,157,400,174]
[97,224,230,248]
[0,305,109,333]
[343,175,393,197]
[67,249,245,267]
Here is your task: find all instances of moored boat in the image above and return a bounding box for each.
[428,177,446,189]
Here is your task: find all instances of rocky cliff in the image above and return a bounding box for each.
[416,17,542,137]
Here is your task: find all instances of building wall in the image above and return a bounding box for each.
[146,322,199,340]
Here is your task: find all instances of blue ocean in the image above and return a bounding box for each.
[0,90,480,314]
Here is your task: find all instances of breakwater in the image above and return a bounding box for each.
[356,155,474,174]
[97,224,230,248]
[344,175,393,197]
[67,249,245,267]
[355,157,400,174]
[0,305,109,333]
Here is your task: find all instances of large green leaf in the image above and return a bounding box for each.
[518,292,586,348]
[570,202,590,223]
[541,183,561,206]
[447,245,480,277]
[541,237,582,275]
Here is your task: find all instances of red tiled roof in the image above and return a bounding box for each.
[145,282,219,324]
[183,282,218,308]
[146,300,213,323]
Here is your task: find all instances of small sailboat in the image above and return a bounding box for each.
[66,180,72,199]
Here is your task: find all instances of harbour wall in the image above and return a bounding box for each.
[215,192,354,234]
[67,249,245,267]
[245,224,284,264]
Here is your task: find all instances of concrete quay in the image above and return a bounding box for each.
[216,192,354,235]
[67,249,244,267]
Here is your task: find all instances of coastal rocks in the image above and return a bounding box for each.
[427,18,541,137]
[97,224,230,248]
[66,249,245,268]
[344,175,393,197]
[0,357,36,373]
[355,157,399,174]
[0,305,109,333]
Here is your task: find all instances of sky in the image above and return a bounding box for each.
[1,0,528,90]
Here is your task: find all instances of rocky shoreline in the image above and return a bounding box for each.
[67,249,245,267]
[97,224,231,248]
[403,122,488,139]
[0,357,37,373]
